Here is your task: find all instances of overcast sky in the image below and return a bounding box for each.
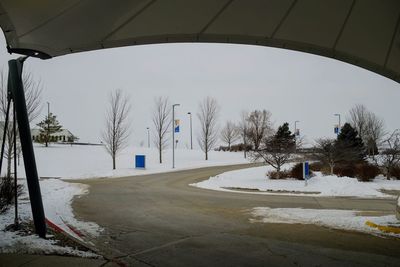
[0,33,399,148]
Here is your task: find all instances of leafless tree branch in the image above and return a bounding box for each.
[102,89,131,170]
[197,97,219,160]
[152,96,171,163]
[220,121,239,150]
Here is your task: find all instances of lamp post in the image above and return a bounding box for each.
[146,127,150,148]
[334,113,341,136]
[294,120,300,137]
[47,102,50,145]
[187,112,193,150]
[172,104,180,168]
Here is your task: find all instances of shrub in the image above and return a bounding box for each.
[309,162,324,172]
[333,165,355,178]
[267,170,290,179]
[0,176,23,214]
[390,164,400,180]
[289,163,314,180]
[355,163,380,182]
[321,166,333,176]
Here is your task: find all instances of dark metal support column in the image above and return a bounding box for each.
[8,58,46,238]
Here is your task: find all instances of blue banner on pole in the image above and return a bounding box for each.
[303,161,309,180]
[174,119,180,133]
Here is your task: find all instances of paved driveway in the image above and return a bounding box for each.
[72,164,400,266]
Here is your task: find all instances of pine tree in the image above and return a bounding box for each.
[250,122,297,177]
[275,122,295,141]
[36,113,62,147]
[336,123,365,162]
[272,122,296,151]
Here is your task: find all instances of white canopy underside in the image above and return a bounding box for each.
[0,0,399,83]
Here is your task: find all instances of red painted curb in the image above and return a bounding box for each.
[45,218,65,234]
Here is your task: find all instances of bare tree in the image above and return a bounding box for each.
[197,97,219,160]
[220,121,239,150]
[365,112,385,156]
[102,89,131,170]
[348,104,385,156]
[152,97,171,163]
[247,109,272,150]
[374,130,400,179]
[312,138,349,175]
[0,70,43,178]
[348,104,369,139]
[238,111,250,158]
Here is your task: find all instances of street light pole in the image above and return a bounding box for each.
[146,127,150,148]
[334,113,341,136]
[47,102,50,146]
[294,120,300,137]
[172,104,180,168]
[187,112,193,150]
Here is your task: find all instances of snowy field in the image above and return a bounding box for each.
[250,207,400,238]
[191,165,400,198]
[15,144,249,180]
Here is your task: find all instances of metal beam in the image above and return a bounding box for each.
[8,58,46,238]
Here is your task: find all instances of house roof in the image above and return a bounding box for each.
[0,0,399,83]
[31,128,74,137]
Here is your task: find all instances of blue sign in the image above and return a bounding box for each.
[303,161,310,180]
[174,119,180,133]
[135,155,146,169]
[334,126,339,134]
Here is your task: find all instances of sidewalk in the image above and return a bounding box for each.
[0,253,119,267]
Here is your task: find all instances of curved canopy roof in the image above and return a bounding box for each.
[0,0,399,83]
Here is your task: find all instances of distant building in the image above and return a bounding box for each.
[31,128,77,143]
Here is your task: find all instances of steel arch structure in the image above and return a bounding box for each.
[0,0,399,238]
[0,0,399,83]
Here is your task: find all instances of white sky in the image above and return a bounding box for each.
[0,33,399,148]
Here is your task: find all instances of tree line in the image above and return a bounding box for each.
[102,90,400,180]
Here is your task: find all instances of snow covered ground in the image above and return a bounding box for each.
[250,207,400,238]
[1,144,248,255]
[15,144,248,180]
[0,178,100,257]
[191,165,400,198]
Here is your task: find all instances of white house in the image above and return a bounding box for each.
[31,128,77,143]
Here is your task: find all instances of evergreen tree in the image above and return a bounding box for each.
[36,112,62,147]
[275,122,295,142]
[336,123,365,162]
[251,122,297,177]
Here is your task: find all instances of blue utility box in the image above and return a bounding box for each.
[303,161,310,180]
[135,155,146,169]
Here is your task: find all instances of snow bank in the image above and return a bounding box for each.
[40,179,102,238]
[0,179,101,256]
[250,207,400,238]
[191,165,400,198]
